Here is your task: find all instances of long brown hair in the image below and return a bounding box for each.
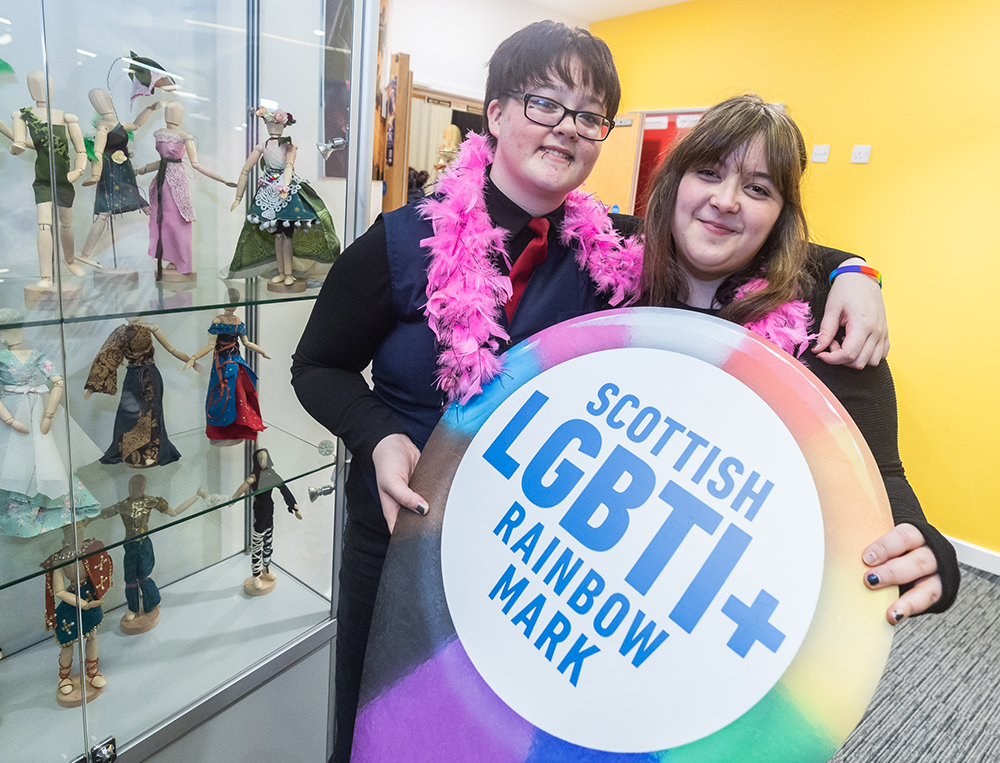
[641,94,812,326]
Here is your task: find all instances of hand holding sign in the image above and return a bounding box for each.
[372,433,429,533]
[863,523,942,623]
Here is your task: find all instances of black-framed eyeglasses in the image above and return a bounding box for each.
[509,93,614,142]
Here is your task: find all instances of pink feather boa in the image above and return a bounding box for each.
[418,132,643,404]
[417,132,813,405]
[736,278,816,358]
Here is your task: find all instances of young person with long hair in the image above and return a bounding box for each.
[640,94,959,622]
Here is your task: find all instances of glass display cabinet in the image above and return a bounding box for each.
[0,1,368,760]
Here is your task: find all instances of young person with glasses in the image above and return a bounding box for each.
[291,21,889,762]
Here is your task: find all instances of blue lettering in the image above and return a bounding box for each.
[673,430,709,471]
[510,522,543,563]
[650,416,686,456]
[489,564,529,614]
[618,610,668,667]
[557,634,601,687]
[567,569,605,615]
[560,445,656,552]
[594,593,630,637]
[483,390,548,479]
[511,593,547,639]
[627,407,661,443]
[670,524,752,633]
[731,471,774,521]
[722,590,786,657]
[493,502,526,544]
[543,548,584,595]
[531,536,561,574]
[607,394,640,429]
[707,457,743,499]
[533,610,572,660]
[691,445,721,485]
[522,419,601,508]
[586,383,618,416]
[625,481,723,596]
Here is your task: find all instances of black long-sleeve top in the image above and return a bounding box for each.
[671,245,959,613]
[291,178,639,532]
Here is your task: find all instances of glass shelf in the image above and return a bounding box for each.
[0,422,337,593]
[0,268,327,330]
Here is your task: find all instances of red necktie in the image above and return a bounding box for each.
[505,217,549,323]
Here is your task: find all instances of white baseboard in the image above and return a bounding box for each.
[947,535,1000,577]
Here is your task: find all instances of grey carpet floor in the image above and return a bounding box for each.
[831,564,1000,763]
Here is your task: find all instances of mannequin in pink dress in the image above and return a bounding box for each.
[135,102,233,280]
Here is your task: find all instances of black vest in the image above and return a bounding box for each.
[373,203,608,453]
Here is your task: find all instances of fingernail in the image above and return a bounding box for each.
[866,573,880,586]
[892,610,905,623]
[416,502,429,515]
[864,551,878,564]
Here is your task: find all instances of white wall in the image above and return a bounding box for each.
[384,0,588,101]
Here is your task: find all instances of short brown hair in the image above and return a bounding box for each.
[641,94,811,325]
[482,21,621,141]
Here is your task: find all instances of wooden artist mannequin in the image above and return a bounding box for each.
[9,71,88,288]
[78,89,161,268]
[233,448,302,595]
[184,301,269,447]
[135,101,234,280]
[100,474,202,633]
[46,521,112,706]
[231,120,298,285]
[227,106,340,289]
[0,324,63,436]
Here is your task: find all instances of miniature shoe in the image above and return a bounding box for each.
[85,657,106,689]
[283,275,295,286]
[270,274,284,284]
[67,262,87,278]
[58,655,74,695]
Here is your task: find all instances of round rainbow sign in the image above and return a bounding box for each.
[352,308,895,763]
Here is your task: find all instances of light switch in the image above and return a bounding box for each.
[811,145,830,163]
[851,145,872,164]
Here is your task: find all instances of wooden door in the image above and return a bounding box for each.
[582,111,644,214]
[382,53,413,213]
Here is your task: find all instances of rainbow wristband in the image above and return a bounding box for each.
[829,264,882,288]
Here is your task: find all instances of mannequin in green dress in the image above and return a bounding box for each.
[9,71,88,288]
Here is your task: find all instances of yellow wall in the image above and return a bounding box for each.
[593,0,1000,550]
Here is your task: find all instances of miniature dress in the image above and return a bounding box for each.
[85,323,181,467]
[205,321,264,442]
[93,123,148,216]
[147,129,195,275]
[0,349,102,538]
[20,108,74,208]
[227,137,340,277]
[42,539,113,646]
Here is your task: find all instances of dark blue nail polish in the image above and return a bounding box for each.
[866,573,880,586]
[893,610,905,623]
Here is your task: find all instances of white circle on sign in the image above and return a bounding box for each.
[440,347,824,752]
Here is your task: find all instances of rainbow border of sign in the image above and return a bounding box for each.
[352,308,895,763]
